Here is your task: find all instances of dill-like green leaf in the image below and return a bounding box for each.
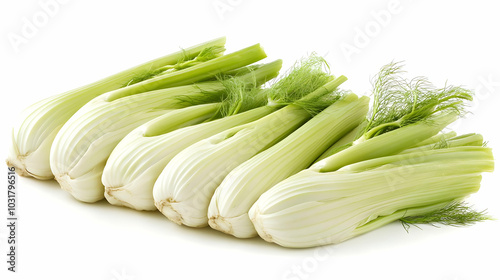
[432,137,450,149]
[214,77,268,118]
[267,54,333,105]
[400,201,492,232]
[176,54,346,120]
[264,54,346,116]
[362,62,474,139]
[123,67,165,87]
[293,88,345,116]
[174,71,268,120]
[174,87,225,108]
[365,61,406,130]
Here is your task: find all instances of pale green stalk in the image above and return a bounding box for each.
[312,112,458,172]
[315,120,367,161]
[407,131,457,148]
[399,133,483,154]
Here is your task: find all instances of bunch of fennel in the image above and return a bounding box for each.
[7,40,494,250]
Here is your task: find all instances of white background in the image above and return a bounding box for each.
[1,0,499,279]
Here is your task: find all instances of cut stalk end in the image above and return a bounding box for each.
[6,158,30,178]
[208,213,258,238]
[208,215,234,235]
[249,207,274,243]
[54,172,105,203]
[156,199,183,226]
[104,187,138,210]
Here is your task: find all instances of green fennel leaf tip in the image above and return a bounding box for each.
[400,201,492,232]
[362,61,474,140]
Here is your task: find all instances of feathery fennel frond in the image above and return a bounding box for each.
[267,54,333,105]
[263,54,351,116]
[293,88,345,116]
[366,61,406,129]
[432,137,451,149]
[400,201,492,232]
[174,61,281,118]
[124,68,162,87]
[363,62,473,139]
[214,78,268,118]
